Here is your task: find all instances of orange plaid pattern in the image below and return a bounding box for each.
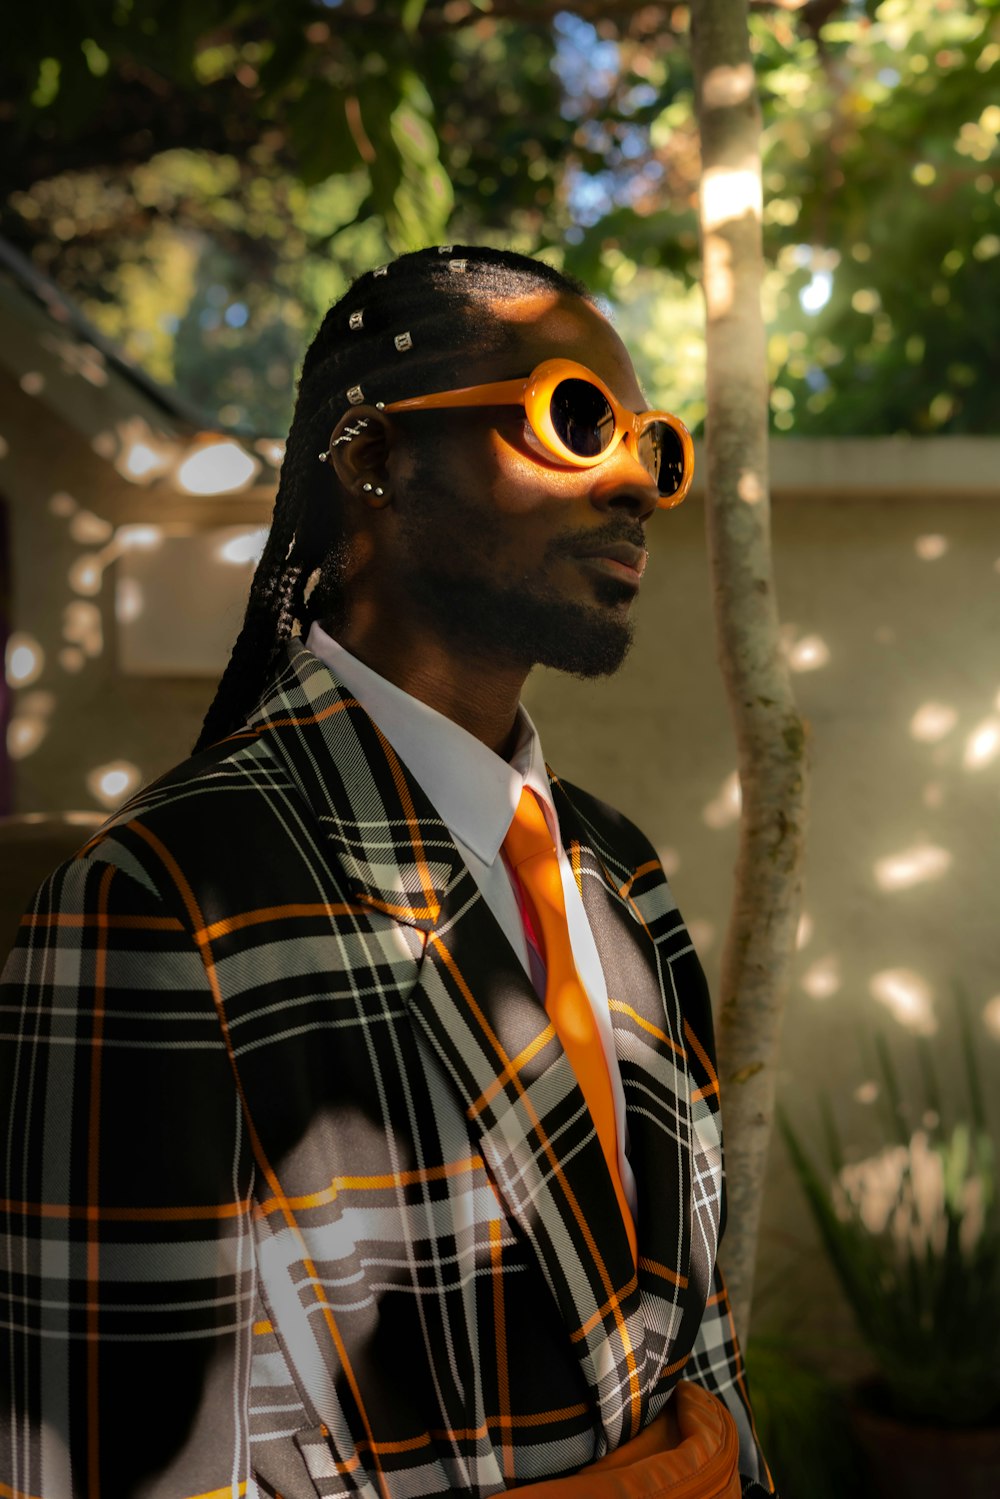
[0,640,772,1497]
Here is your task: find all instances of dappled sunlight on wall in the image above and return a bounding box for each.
[63,602,102,662]
[801,953,841,1001]
[963,717,1000,769]
[85,760,142,809]
[7,691,54,762]
[702,770,741,829]
[68,510,113,545]
[909,702,957,742]
[4,446,269,805]
[914,533,949,560]
[983,997,1000,1040]
[874,842,952,892]
[115,577,144,624]
[176,437,259,496]
[5,633,44,688]
[786,633,830,672]
[870,968,936,1037]
[218,528,269,566]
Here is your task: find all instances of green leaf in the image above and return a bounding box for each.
[401,0,429,36]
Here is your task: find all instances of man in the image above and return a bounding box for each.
[1,246,774,1498]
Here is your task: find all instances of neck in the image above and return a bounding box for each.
[330,612,528,760]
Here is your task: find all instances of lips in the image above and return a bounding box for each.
[573,541,647,576]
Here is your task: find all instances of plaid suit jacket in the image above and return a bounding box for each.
[1,639,771,1499]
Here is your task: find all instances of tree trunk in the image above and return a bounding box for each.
[689,0,810,1347]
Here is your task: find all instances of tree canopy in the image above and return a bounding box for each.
[2,0,997,438]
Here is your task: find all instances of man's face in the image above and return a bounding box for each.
[380,292,661,678]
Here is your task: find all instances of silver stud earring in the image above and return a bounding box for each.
[374,486,385,497]
[362,482,373,492]
[317,449,330,463]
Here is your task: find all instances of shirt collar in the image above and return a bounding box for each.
[305,623,553,866]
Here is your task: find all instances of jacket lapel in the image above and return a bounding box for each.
[408,871,646,1444]
[249,642,645,1441]
[550,778,716,1372]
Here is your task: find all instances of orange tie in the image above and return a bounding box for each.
[503,787,637,1265]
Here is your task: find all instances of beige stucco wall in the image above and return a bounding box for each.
[525,483,1000,1354]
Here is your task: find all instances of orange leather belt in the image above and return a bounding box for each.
[507,1382,742,1498]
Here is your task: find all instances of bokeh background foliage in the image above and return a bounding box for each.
[2,0,998,440]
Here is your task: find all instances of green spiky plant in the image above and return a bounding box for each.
[778,991,1000,1429]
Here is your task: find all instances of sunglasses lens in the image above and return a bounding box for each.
[640,422,686,496]
[549,378,616,458]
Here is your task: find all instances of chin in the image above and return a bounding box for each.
[533,619,634,679]
[403,568,636,678]
[522,585,635,677]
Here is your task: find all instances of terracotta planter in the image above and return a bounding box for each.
[849,1386,1000,1499]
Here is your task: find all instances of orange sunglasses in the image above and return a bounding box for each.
[384,358,694,508]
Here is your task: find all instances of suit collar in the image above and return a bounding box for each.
[304,622,548,867]
[248,639,604,923]
[247,638,463,927]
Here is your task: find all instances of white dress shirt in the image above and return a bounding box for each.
[305,622,637,1218]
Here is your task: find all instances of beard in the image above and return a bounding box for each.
[394,461,641,679]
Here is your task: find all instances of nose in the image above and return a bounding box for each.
[588,442,659,521]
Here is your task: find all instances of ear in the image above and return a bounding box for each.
[322,406,393,508]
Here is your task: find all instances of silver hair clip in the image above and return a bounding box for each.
[448,259,468,273]
[373,265,388,278]
[346,385,365,404]
[394,331,413,352]
[349,310,364,330]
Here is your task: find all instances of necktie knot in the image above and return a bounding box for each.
[503,787,556,870]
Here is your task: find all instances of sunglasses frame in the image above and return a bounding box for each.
[383,357,694,508]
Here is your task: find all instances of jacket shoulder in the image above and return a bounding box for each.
[55,731,312,916]
[551,775,661,885]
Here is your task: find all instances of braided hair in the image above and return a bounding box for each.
[193,245,590,753]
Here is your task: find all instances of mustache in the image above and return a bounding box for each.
[545,519,648,561]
